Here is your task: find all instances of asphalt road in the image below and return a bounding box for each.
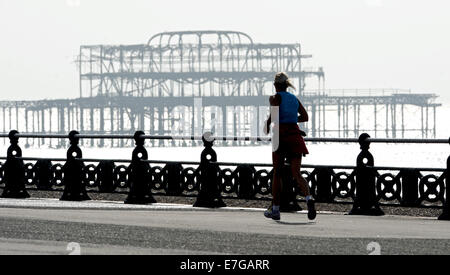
[0,198,449,255]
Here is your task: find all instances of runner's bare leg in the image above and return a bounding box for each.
[271,152,284,206]
[290,156,311,197]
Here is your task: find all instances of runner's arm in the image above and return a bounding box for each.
[297,99,309,123]
[264,94,281,134]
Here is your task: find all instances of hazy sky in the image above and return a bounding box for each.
[0,0,449,102]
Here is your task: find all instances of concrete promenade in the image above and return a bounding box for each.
[0,198,449,255]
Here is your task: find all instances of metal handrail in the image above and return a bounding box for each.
[0,132,449,144]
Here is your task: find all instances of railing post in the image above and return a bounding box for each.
[280,160,302,212]
[438,152,450,220]
[194,133,226,208]
[97,160,115,193]
[235,165,256,200]
[315,167,334,203]
[165,163,184,196]
[1,130,30,198]
[349,133,384,216]
[60,131,91,201]
[400,168,421,207]
[35,159,53,190]
[125,131,156,204]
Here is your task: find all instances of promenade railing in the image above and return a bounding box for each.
[0,130,449,220]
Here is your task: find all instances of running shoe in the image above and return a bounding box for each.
[264,208,281,221]
[307,199,317,220]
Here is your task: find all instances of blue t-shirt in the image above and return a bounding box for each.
[278,91,299,124]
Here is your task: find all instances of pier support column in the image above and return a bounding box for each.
[391,103,397,138]
[421,107,424,139]
[344,104,349,138]
[99,107,105,148]
[120,107,125,147]
[401,104,405,138]
[426,106,429,138]
[110,107,114,147]
[90,108,94,147]
[41,109,45,145]
[433,106,437,138]
[24,110,29,148]
[49,108,53,147]
[338,102,341,137]
[353,104,357,137]
[158,107,164,147]
[385,104,389,138]
[374,104,377,138]
[311,104,316,138]
[80,108,84,146]
[222,106,227,146]
[322,103,326,137]
[15,105,19,132]
[1,107,5,145]
[59,107,66,148]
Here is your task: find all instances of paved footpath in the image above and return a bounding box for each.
[0,198,449,255]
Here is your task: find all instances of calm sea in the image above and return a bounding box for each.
[1,105,449,169]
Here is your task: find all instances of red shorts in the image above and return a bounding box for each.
[274,124,309,158]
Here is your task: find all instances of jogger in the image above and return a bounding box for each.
[264,72,316,221]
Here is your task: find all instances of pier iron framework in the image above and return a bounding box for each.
[0,31,441,148]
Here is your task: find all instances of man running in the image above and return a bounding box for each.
[263,72,316,221]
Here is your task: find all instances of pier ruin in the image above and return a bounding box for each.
[0,31,441,147]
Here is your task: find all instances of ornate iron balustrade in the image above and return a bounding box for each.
[0,130,449,220]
